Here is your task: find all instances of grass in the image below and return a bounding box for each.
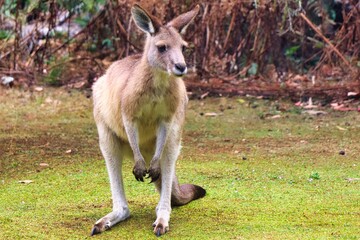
[0,88,359,239]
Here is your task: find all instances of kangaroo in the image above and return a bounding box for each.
[91,4,205,237]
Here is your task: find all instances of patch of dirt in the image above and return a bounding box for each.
[0,132,98,178]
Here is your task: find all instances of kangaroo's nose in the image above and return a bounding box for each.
[174,63,187,76]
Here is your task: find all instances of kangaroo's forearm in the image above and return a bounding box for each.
[122,116,143,161]
[153,122,169,160]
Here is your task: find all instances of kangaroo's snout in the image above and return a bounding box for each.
[173,63,187,76]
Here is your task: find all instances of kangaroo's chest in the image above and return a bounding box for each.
[135,72,177,124]
[134,92,174,145]
[136,93,171,124]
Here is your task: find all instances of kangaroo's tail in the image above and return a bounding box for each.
[155,174,206,207]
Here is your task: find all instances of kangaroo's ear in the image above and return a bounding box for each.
[167,5,200,34]
[131,4,162,35]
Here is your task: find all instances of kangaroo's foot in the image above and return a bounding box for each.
[147,157,161,183]
[152,217,169,237]
[90,208,130,236]
[152,209,170,237]
[132,159,147,182]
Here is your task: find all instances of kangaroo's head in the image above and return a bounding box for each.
[131,4,200,77]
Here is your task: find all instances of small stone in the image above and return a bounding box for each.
[242,156,247,160]
[339,150,345,155]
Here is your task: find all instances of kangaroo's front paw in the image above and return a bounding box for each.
[133,159,147,182]
[147,157,160,183]
[152,218,169,237]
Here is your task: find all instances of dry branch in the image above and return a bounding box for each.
[299,12,352,69]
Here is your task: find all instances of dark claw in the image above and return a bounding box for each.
[105,224,110,230]
[135,176,144,182]
[148,168,160,183]
[132,163,147,182]
[133,170,145,182]
[156,228,161,237]
[150,176,159,183]
[146,173,159,183]
[90,225,101,236]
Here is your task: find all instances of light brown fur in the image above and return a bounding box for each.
[90,4,205,237]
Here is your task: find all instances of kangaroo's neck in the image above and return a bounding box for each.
[138,55,174,92]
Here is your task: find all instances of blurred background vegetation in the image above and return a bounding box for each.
[0,0,359,100]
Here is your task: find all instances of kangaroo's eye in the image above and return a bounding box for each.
[157,45,167,53]
[181,45,186,53]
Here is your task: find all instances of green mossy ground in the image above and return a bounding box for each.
[0,88,359,239]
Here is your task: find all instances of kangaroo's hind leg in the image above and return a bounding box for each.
[91,122,130,235]
[151,128,182,236]
[152,127,206,236]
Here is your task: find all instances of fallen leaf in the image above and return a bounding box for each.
[204,112,218,117]
[39,163,49,167]
[345,178,360,182]
[303,104,318,109]
[19,180,33,184]
[200,92,209,99]
[303,110,327,116]
[295,101,302,107]
[66,149,72,154]
[320,64,332,76]
[303,97,318,109]
[237,98,246,104]
[347,92,359,97]
[34,86,43,92]
[45,97,53,103]
[74,81,86,89]
[293,74,309,82]
[336,126,347,131]
[331,104,357,111]
[267,114,281,119]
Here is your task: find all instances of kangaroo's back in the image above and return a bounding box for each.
[93,54,143,140]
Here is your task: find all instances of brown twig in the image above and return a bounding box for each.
[299,12,352,69]
[223,11,236,50]
[13,0,21,71]
[126,15,133,56]
[116,19,141,52]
